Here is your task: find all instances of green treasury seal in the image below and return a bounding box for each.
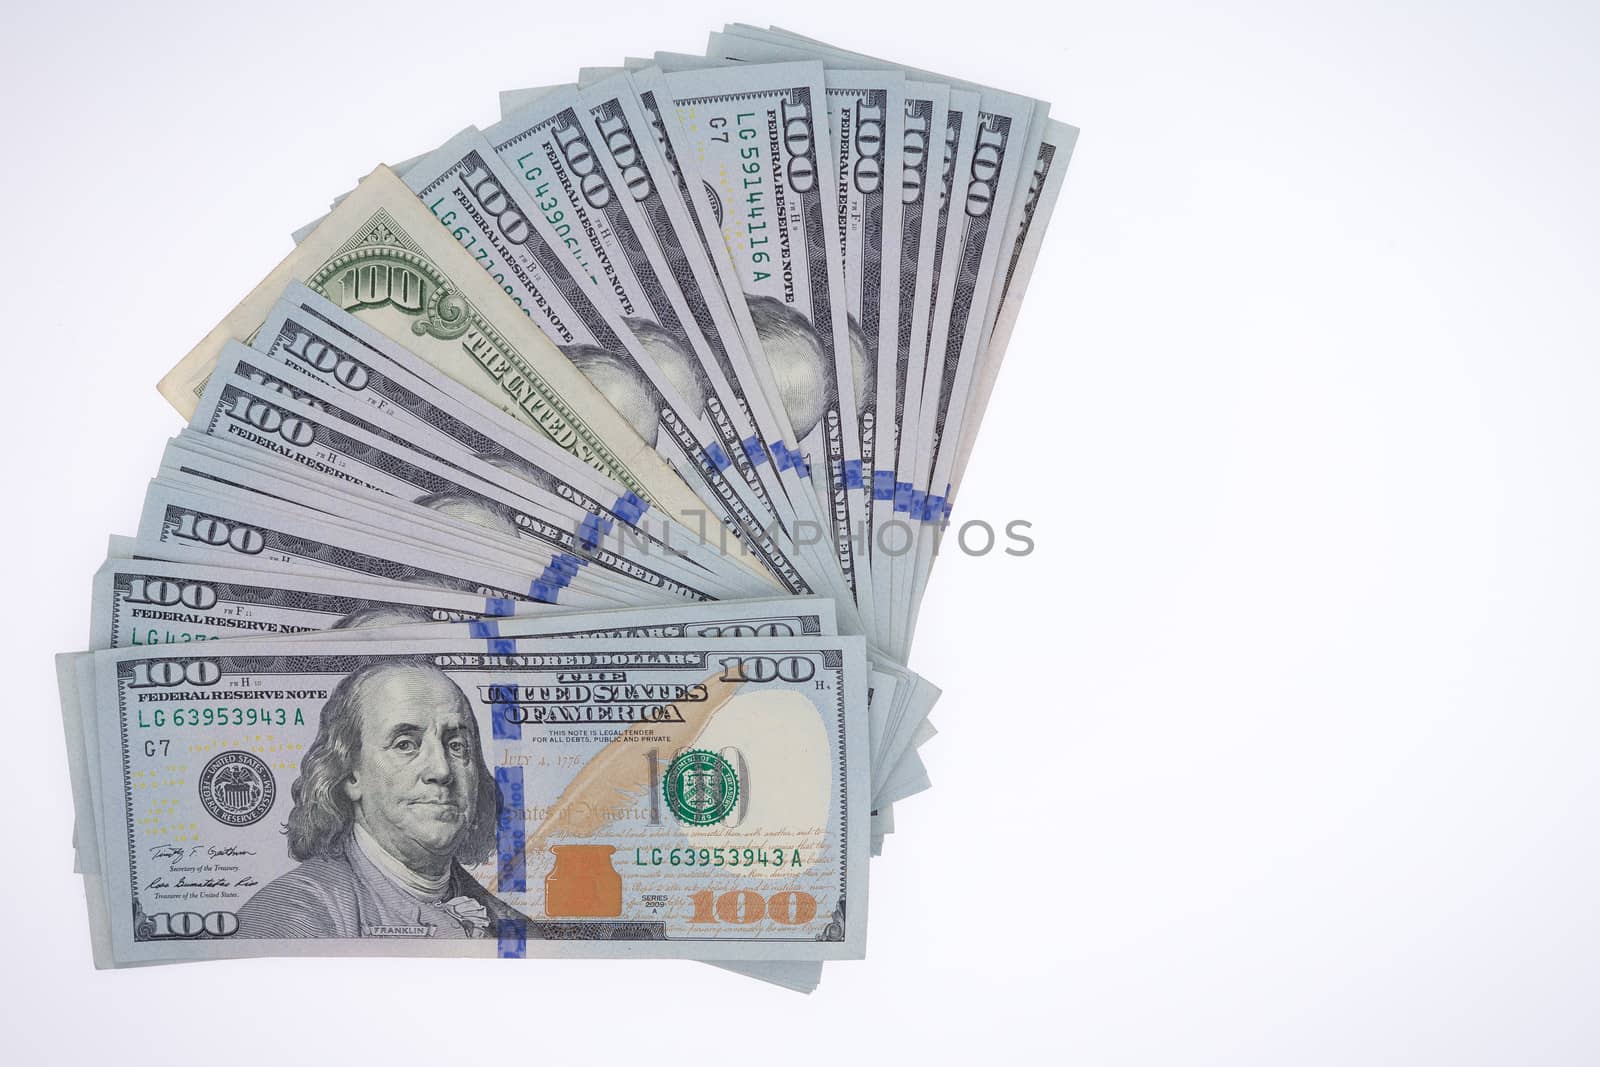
[663,749,740,826]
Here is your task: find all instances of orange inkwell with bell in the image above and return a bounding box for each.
[543,845,623,917]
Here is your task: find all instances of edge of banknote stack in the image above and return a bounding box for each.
[57,24,1077,993]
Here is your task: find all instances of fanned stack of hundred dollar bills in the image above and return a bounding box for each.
[56,26,1075,992]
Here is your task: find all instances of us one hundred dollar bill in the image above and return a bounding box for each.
[71,636,868,964]
[75,571,876,991]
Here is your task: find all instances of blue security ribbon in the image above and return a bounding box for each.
[843,460,864,490]
[490,682,520,740]
[703,441,732,472]
[893,481,914,512]
[743,436,767,465]
[473,623,516,653]
[612,491,648,525]
[536,553,586,594]
[772,440,811,478]
[528,579,560,603]
[494,766,526,924]
[482,597,515,617]
[577,513,614,550]
[873,470,896,500]
[497,918,526,958]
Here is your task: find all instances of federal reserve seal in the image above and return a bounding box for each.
[663,749,739,826]
[197,751,276,827]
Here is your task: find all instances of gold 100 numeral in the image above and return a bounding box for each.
[687,889,818,925]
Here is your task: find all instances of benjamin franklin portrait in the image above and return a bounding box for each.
[564,321,704,449]
[414,489,522,540]
[235,661,527,939]
[330,603,437,630]
[747,295,868,440]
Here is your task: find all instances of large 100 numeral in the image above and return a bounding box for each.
[852,97,887,195]
[278,326,371,390]
[461,158,534,246]
[778,99,817,193]
[144,910,238,938]
[125,578,218,610]
[127,659,220,688]
[717,654,815,683]
[688,890,817,925]
[693,621,797,638]
[553,117,611,210]
[226,390,314,446]
[594,107,653,203]
[172,512,264,555]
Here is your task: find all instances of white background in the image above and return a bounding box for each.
[3,1,1597,1061]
